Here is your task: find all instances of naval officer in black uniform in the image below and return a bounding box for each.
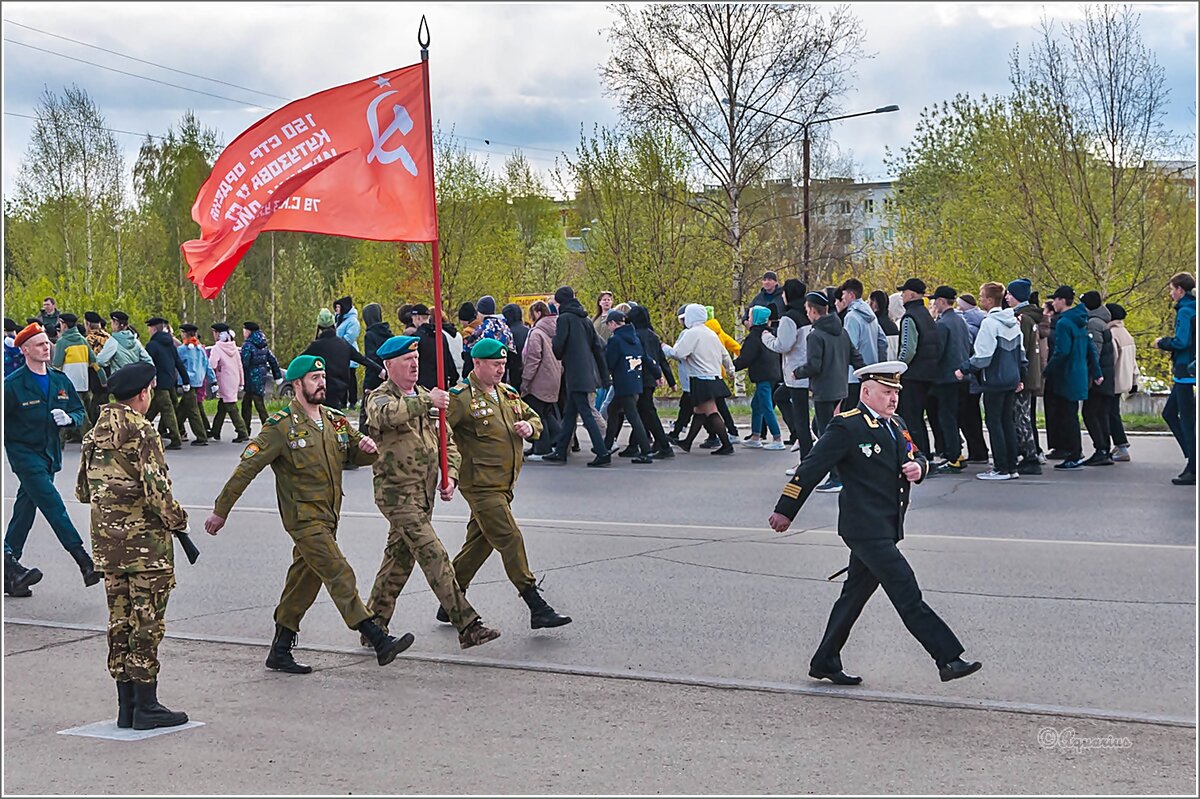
[769,360,982,685]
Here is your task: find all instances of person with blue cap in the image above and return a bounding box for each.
[363,335,501,649]
[205,353,416,672]
[440,337,573,630]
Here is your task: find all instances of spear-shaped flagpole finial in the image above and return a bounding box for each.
[418,14,430,52]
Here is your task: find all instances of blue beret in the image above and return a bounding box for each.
[470,337,507,360]
[377,335,420,360]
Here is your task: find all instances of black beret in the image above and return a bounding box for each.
[59,313,78,326]
[145,316,168,327]
[108,362,157,401]
[210,322,230,332]
[110,311,129,323]
[4,317,18,333]
[84,311,103,324]
[180,323,199,333]
[243,321,260,332]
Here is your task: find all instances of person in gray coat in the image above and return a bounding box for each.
[839,278,887,410]
[930,286,971,472]
[792,292,866,493]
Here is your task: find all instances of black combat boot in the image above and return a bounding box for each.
[519,584,572,629]
[116,680,135,728]
[435,588,464,624]
[67,547,102,587]
[355,617,415,666]
[131,681,188,729]
[265,623,313,674]
[5,552,42,596]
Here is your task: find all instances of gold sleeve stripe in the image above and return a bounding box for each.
[781,483,802,499]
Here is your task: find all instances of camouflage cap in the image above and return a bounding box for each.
[285,354,325,381]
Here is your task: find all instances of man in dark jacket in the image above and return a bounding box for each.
[303,314,383,412]
[357,302,392,429]
[793,292,865,493]
[746,271,787,321]
[502,304,528,393]
[627,305,674,459]
[896,278,942,456]
[930,286,970,473]
[545,286,611,466]
[411,304,460,390]
[143,317,189,450]
[1043,286,1101,470]
[1156,273,1196,485]
[602,310,656,464]
[1080,291,1117,466]
[733,305,785,449]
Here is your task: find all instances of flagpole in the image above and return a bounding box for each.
[418,15,450,490]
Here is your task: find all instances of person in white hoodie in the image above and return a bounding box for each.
[838,278,887,410]
[955,282,1027,481]
[1105,302,1140,462]
[662,304,736,455]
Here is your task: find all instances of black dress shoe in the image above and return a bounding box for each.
[1172,471,1196,486]
[808,667,862,686]
[939,658,983,682]
[541,451,567,463]
[586,454,611,467]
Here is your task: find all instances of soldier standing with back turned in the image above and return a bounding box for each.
[437,338,572,630]
[205,355,414,672]
[364,335,501,649]
[76,362,193,730]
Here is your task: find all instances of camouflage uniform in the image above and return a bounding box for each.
[76,403,188,682]
[364,380,477,632]
[446,373,542,591]
[212,400,377,632]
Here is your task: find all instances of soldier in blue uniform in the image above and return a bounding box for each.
[4,323,101,596]
[769,361,982,685]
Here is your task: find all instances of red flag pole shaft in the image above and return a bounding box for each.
[419,25,449,490]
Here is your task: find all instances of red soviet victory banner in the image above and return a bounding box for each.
[182,62,436,299]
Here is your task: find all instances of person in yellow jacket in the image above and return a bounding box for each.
[703,305,742,445]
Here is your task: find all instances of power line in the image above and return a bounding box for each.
[4,38,270,108]
[3,110,167,141]
[3,18,291,102]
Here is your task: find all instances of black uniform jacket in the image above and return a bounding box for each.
[774,404,929,542]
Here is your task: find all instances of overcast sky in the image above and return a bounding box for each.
[2,2,1196,199]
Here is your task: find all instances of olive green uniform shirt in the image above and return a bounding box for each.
[446,374,542,492]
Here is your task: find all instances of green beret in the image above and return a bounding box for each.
[108,362,157,401]
[377,335,420,360]
[285,354,326,381]
[470,337,507,360]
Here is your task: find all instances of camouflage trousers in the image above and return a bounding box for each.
[367,505,480,632]
[105,570,175,682]
[453,489,535,593]
[274,523,371,633]
[1014,390,1038,460]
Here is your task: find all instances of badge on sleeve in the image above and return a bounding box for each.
[241,443,260,460]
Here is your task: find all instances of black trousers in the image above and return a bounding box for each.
[524,395,561,456]
[347,369,359,408]
[897,379,932,455]
[637,387,670,451]
[844,382,861,413]
[924,387,947,456]
[1047,393,1083,460]
[1029,393,1043,453]
[785,387,813,458]
[241,391,269,429]
[717,395,738,437]
[608,394,651,455]
[812,538,965,673]
[773,383,798,441]
[1109,394,1128,448]
[933,383,963,462]
[1082,392,1114,454]
[672,392,693,437]
[982,390,1018,473]
[555,390,607,457]
[813,399,840,482]
[958,388,988,461]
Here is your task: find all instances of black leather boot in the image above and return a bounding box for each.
[5,552,42,596]
[265,623,313,674]
[519,584,572,629]
[67,547,102,587]
[131,681,188,730]
[116,680,135,728]
[355,617,415,666]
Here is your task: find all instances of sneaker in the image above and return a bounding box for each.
[1111,445,1131,462]
[587,454,612,467]
[1082,451,1115,466]
[785,465,798,476]
[1054,458,1086,470]
[525,454,544,462]
[763,440,787,451]
[790,441,802,452]
[1172,471,1196,486]
[815,480,842,493]
[935,458,966,475]
[541,451,567,463]
[698,437,718,450]
[710,443,735,455]
[976,469,1014,481]
[650,447,675,460]
[1046,449,1071,461]
[1035,452,1047,464]
[743,438,764,449]
[1016,459,1043,475]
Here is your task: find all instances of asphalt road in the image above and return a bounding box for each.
[2,422,1196,793]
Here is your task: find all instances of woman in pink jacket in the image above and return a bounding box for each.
[521,301,563,460]
[207,323,250,442]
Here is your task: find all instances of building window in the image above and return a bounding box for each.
[863,198,875,214]
[864,228,875,242]
[883,227,894,243]
[882,197,895,212]
[836,200,852,214]
[836,229,852,245]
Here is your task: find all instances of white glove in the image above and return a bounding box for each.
[211,383,219,395]
[274,377,284,386]
[182,385,192,393]
[51,408,72,426]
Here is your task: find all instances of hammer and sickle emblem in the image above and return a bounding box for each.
[366,90,419,176]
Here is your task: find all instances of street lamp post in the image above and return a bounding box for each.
[723,99,899,280]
